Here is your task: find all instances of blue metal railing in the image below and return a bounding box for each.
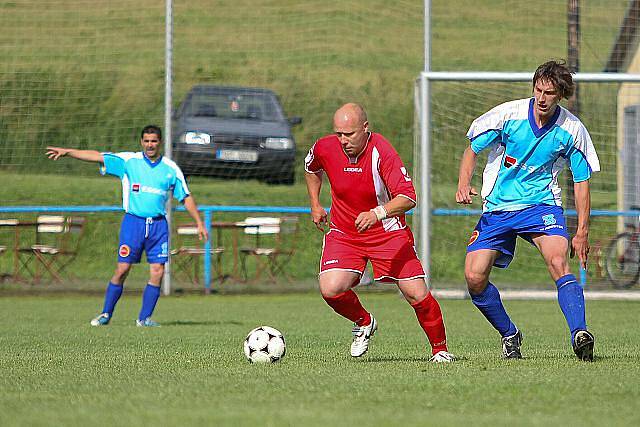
[1,205,637,290]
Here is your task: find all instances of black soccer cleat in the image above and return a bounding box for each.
[573,330,595,362]
[501,329,523,359]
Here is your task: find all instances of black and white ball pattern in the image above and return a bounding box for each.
[243,326,286,363]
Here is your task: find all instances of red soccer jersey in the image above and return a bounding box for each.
[304,132,416,237]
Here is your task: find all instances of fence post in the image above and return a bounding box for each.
[204,210,212,294]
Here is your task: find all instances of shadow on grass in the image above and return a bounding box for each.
[162,319,243,326]
[363,356,430,363]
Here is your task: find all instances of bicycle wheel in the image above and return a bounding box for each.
[605,232,640,289]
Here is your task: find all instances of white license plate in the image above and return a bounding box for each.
[216,149,258,162]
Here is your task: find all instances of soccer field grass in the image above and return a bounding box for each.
[1,293,638,426]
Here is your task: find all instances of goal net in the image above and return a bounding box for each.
[414,75,640,290]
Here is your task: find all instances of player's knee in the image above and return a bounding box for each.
[319,277,351,298]
[465,269,488,293]
[547,254,569,277]
[403,289,428,305]
[149,264,164,279]
[112,264,131,283]
[319,284,344,299]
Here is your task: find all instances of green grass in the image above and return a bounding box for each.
[0,1,633,287]
[0,293,638,426]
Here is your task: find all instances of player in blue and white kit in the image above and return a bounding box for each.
[46,125,208,327]
[456,61,599,361]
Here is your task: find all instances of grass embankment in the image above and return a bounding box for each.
[0,1,629,287]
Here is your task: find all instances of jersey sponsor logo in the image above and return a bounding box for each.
[131,185,166,196]
[119,244,131,257]
[503,155,549,174]
[467,230,479,246]
[504,155,517,168]
[324,259,339,265]
[343,167,362,173]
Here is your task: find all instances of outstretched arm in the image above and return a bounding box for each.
[305,171,327,232]
[46,147,104,163]
[183,195,208,241]
[456,146,479,204]
[571,180,591,269]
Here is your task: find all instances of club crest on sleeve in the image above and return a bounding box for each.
[119,244,131,257]
[467,230,479,246]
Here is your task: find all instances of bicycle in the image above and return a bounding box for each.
[604,207,640,289]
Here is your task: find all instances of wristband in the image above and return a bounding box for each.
[371,206,388,221]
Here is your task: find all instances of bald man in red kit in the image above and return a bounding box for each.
[304,103,455,362]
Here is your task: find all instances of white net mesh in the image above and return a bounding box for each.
[416,78,640,289]
[0,0,637,288]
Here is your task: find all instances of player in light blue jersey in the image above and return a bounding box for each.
[46,125,208,327]
[456,60,599,361]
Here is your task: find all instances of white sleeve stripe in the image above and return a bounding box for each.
[304,167,323,174]
[397,194,416,204]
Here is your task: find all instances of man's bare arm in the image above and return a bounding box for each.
[456,146,479,204]
[183,195,209,242]
[571,180,591,269]
[46,147,104,163]
[305,171,327,232]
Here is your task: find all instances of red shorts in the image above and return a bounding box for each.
[320,227,425,283]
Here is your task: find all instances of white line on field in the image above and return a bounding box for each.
[432,289,640,301]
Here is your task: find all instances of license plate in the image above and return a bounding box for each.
[216,149,258,162]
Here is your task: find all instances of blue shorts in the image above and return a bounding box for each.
[466,205,569,268]
[117,213,169,264]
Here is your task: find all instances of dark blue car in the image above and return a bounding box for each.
[172,85,301,185]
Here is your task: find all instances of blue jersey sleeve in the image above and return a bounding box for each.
[567,122,599,182]
[172,168,190,202]
[466,101,515,154]
[566,145,592,182]
[470,130,501,154]
[100,152,127,178]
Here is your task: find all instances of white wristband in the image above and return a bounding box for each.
[371,206,387,221]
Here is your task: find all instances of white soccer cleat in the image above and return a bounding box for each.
[350,315,377,357]
[429,350,456,363]
[136,317,160,327]
[90,313,110,326]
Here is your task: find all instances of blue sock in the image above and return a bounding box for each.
[101,282,123,316]
[470,282,518,337]
[139,284,161,321]
[555,274,586,342]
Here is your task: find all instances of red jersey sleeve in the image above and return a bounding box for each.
[304,142,323,173]
[376,139,417,203]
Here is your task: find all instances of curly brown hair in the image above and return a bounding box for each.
[532,60,575,99]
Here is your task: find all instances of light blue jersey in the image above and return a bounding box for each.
[100,152,190,218]
[467,98,600,212]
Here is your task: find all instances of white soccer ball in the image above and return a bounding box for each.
[243,326,286,363]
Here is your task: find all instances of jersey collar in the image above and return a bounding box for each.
[143,152,163,167]
[528,98,561,138]
[342,132,372,164]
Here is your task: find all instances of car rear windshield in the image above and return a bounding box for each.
[185,92,285,122]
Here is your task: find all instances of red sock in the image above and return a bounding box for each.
[411,292,448,354]
[323,290,371,326]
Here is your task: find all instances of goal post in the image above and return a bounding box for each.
[415,71,640,289]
